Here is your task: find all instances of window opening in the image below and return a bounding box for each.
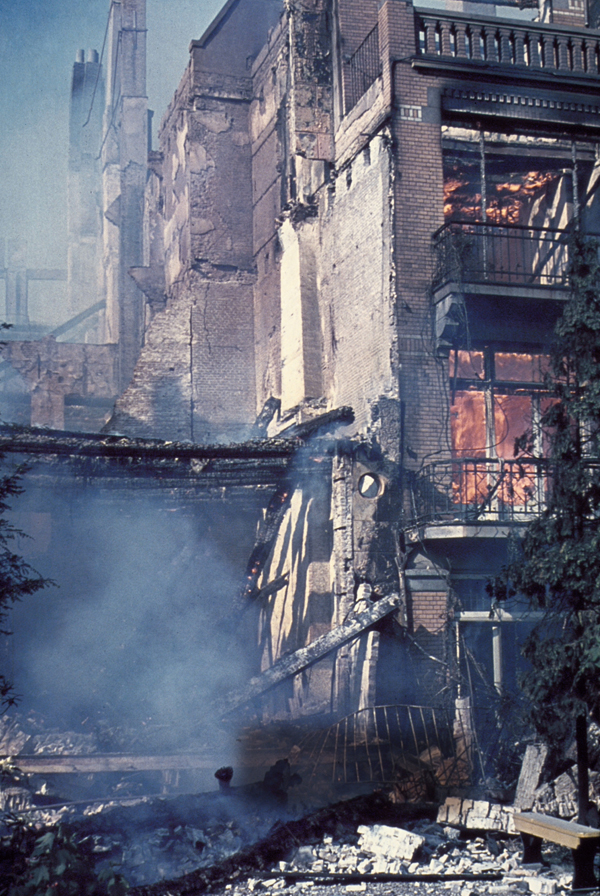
[480,30,487,60]
[449,348,552,512]
[494,31,502,62]
[450,26,457,57]
[441,131,599,287]
[465,28,473,59]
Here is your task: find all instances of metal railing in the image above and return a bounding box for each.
[304,704,472,791]
[409,457,551,526]
[415,7,600,77]
[432,221,572,290]
[343,24,382,114]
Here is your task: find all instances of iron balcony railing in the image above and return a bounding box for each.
[409,456,551,526]
[432,221,573,291]
[304,704,470,790]
[343,23,382,114]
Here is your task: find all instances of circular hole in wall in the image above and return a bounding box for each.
[357,472,382,499]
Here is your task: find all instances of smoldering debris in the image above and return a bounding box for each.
[0,761,590,894]
[0,763,305,888]
[120,791,577,896]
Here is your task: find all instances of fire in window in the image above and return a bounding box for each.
[449,348,553,511]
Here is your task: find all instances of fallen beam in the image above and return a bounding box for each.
[221,591,402,714]
[4,754,232,775]
[270,871,502,884]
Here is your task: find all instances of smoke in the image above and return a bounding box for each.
[8,484,259,751]
[0,0,224,273]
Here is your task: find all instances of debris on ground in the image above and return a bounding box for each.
[437,798,516,834]
[532,767,600,820]
[125,805,577,896]
[514,745,549,812]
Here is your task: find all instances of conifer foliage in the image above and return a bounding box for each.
[493,231,600,819]
[0,460,49,711]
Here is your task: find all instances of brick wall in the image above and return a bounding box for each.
[411,591,448,636]
[409,590,450,704]
[318,134,397,435]
[109,269,256,442]
[250,22,287,413]
[380,0,450,468]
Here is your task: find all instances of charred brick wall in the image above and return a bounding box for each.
[107,1,285,441]
[250,19,289,411]
[317,134,396,438]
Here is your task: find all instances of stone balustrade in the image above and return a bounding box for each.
[415,7,600,77]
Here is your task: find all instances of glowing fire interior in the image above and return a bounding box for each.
[442,134,599,232]
[449,349,552,507]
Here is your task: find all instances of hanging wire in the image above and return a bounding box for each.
[82,0,118,129]
[96,31,123,161]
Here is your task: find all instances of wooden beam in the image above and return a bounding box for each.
[221,592,402,714]
[5,754,222,774]
[2,749,295,775]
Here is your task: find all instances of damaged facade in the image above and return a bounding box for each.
[112,0,600,734]
[3,0,600,803]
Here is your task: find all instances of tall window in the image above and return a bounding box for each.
[449,348,552,511]
[450,348,551,457]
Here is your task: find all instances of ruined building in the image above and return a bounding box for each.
[3,0,600,788]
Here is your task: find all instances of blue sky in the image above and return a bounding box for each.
[0,0,224,269]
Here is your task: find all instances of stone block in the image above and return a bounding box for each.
[526,878,557,895]
[438,796,462,826]
[357,824,425,862]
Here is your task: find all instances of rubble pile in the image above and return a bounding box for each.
[124,794,583,896]
[271,820,571,893]
[437,798,516,833]
[90,811,250,886]
[532,769,600,820]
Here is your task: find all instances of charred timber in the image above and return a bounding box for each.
[0,425,298,461]
[221,592,403,714]
[4,753,236,774]
[0,425,325,492]
[270,871,502,884]
[282,406,354,439]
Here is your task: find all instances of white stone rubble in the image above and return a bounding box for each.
[437,797,516,834]
[275,821,574,895]
[357,823,425,861]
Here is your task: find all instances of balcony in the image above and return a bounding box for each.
[408,456,550,528]
[432,221,572,292]
[414,7,600,81]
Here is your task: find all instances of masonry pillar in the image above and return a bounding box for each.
[279,217,323,411]
[67,48,104,333]
[102,0,147,391]
[5,240,28,327]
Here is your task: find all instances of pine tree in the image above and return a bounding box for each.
[493,231,600,823]
[0,460,49,712]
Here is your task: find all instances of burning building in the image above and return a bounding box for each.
[2,0,600,814]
